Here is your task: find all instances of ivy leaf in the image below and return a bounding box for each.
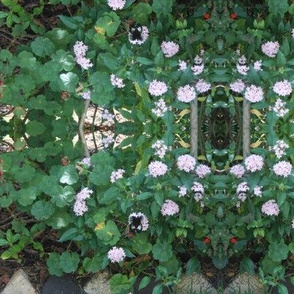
[31,37,55,57]
[152,240,172,262]
[268,241,289,262]
[17,187,37,206]
[59,165,79,185]
[59,251,80,273]
[31,200,55,220]
[240,257,255,275]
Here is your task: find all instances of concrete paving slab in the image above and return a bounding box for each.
[1,269,38,294]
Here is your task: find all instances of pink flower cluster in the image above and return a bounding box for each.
[253,186,262,197]
[178,60,187,71]
[128,212,149,231]
[253,60,262,71]
[272,98,289,117]
[230,164,245,178]
[152,99,169,117]
[273,80,292,97]
[261,200,280,216]
[81,91,91,100]
[244,85,264,103]
[191,56,204,75]
[107,247,126,263]
[236,182,249,202]
[110,169,125,183]
[148,161,168,177]
[161,200,179,216]
[195,79,211,93]
[244,154,264,172]
[107,0,125,10]
[230,79,245,93]
[261,41,280,57]
[177,85,196,103]
[191,181,204,202]
[272,140,289,159]
[161,41,179,57]
[195,164,211,178]
[273,161,292,177]
[236,64,249,75]
[148,80,168,96]
[178,186,188,197]
[152,140,169,159]
[177,154,196,172]
[73,41,93,70]
[110,74,125,88]
[81,157,91,167]
[73,187,93,216]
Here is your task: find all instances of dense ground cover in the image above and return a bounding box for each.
[1,0,294,293]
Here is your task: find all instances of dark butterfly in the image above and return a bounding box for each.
[129,215,143,232]
[129,24,143,42]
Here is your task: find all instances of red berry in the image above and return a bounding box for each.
[0,171,3,177]
[230,13,237,19]
[204,236,210,244]
[204,13,210,20]
[230,237,237,244]
[0,81,3,87]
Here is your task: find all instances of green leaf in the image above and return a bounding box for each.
[31,37,55,57]
[52,50,75,71]
[95,220,121,246]
[136,57,153,65]
[98,52,120,70]
[26,121,46,136]
[152,240,172,262]
[268,241,289,262]
[100,187,119,205]
[59,251,80,273]
[289,242,294,253]
[132,233,152,254]
[139,276,150,290]
[51,186,75,207]
[268,0,289,17]
[109,274,132,294]
[59,165,79,185]
[152,284,163,294]
[277,284,288,294]
[59,72,79,92]
[240,257,255,275]
[133,3,152,24]
[17,187,37,206]
[186,257,201,275]
[31,200,55,220]
[47,253,63,276]
[59,15,79,29]
[152,0,173,16]
[137,192,152,200]
[95,12,121,37]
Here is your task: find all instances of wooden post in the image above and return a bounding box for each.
[190,99,198,159]
[79,100,90,157]
[243,99,250,158]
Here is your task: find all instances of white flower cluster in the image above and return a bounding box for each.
[272,99,289,117]
[272,140,289,159]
